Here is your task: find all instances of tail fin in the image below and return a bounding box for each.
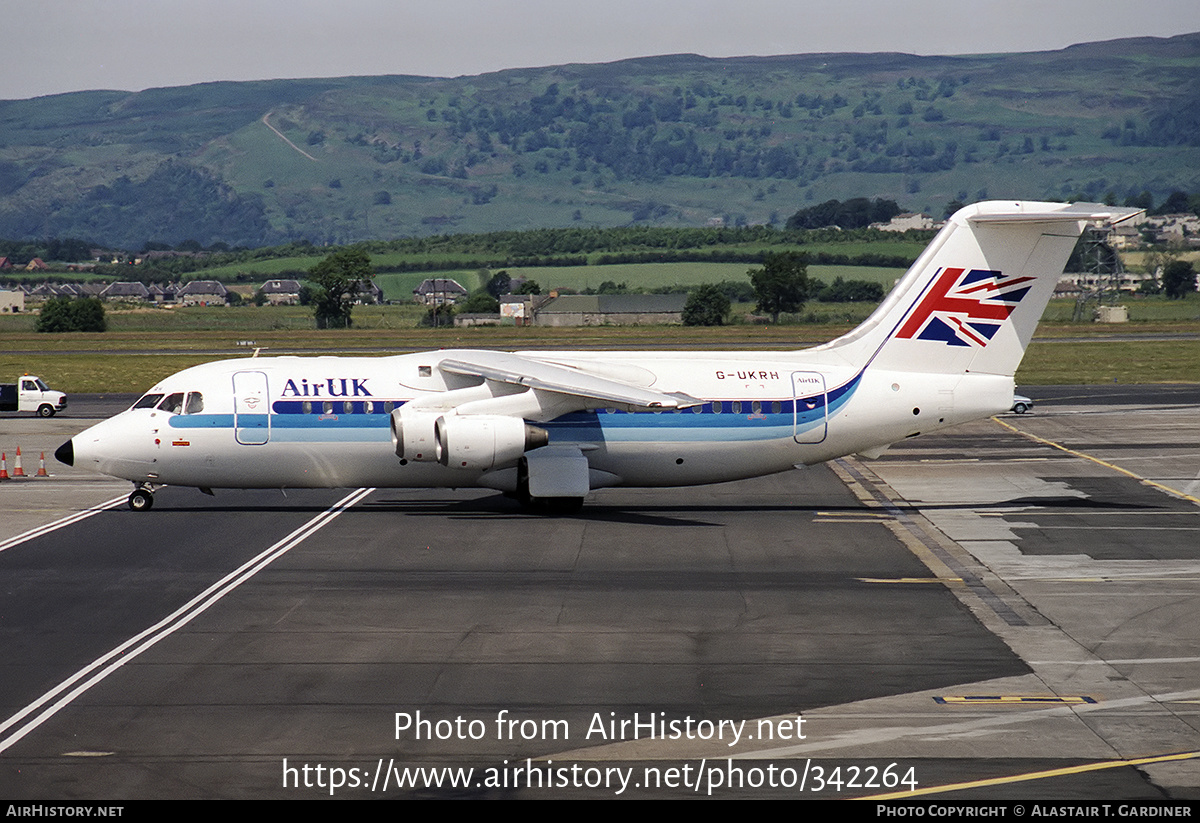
[818,201,1143,377]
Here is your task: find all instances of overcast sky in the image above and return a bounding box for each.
[4,0,1199,100]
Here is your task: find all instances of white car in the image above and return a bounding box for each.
[1010,394,1033,414]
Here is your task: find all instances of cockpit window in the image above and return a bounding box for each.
[133,393,164,410]
[185,392,204,414]
[158,393,185,414]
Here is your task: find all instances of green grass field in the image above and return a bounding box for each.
[1017,338,1200,385]
[3,286,1198,392]
[3,321,1197,395]
[371,262,905,302]
[1039,298,1200,324]
[193,255,915,301]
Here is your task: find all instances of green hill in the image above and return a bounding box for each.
[1,33,1197,248]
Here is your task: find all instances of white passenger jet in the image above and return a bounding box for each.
[56,201,1139,512]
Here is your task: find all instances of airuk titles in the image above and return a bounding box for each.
[281,378,372,398]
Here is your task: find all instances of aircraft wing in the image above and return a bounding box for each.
[438,351,702,410]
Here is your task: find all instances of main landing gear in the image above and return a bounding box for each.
[128,484,156,511]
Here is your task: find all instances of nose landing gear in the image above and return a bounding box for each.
[128,484,157,511]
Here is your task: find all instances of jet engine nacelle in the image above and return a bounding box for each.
[391,408,441,462]
[434,414,550,470]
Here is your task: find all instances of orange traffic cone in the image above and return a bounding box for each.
[36,452,48,477]
[12,446,25,478]
[0,452,8,481]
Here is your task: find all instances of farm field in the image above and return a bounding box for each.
[171,247,923,297]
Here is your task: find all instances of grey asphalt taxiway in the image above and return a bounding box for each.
[1,386,1198,799]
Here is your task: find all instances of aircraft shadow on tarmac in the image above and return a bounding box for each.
[360,493,927,527]
[118,488,1166,529]
[114,477,1175,535]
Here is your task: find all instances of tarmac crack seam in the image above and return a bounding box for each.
[833,458,1029,627]
[993,417,1200,507]
[741,686,1200,760]
[0,486,375,756]
[544,687,1200,763]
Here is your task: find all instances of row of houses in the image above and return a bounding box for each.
[0,257,52,272]
[1114,213,1200,248]
[871,212,940,232]
[1,279,384,307]
[256,278,384,305]
[869,212,1200,248]
[1055,271,1155,296]
[6,280,232,305]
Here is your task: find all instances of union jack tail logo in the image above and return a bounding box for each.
[896,267,1035,347]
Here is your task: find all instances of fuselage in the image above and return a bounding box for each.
[63,348,1013,492]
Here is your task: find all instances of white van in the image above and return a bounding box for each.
[0,375,68,417]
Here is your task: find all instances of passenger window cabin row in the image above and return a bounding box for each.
[133,394,796,417]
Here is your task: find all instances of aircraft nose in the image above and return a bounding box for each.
[54,438,74,467]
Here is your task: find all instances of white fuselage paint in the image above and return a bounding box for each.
[68,349,1011,491]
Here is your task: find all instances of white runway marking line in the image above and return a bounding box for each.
[0,494,128,553]
[0,486,375,755]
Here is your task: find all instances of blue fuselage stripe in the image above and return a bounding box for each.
[166,374,861,444]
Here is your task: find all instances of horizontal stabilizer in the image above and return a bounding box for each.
[965,202,1144,225]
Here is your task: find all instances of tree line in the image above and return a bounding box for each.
[1,216,930,281]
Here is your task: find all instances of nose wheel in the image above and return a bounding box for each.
[128,485,156,511]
